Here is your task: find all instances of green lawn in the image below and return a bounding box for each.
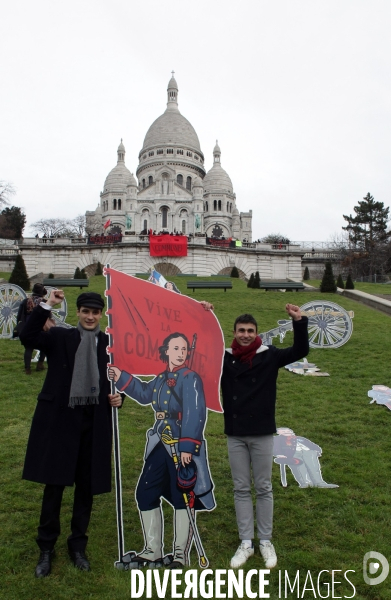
[1,276,391,599]
[307,278,391,296]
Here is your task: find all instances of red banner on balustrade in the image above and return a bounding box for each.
[149,235,188,257]
[105,267,224,412]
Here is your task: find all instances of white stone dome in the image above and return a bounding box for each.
[140,75,202,153]
[104,164,136,191]
[203,142,233,194]
[103,140,137,191]
[142,111,201,151]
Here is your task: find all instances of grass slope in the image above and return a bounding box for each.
[1,276,390,599]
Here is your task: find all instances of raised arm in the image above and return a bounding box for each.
[19,289,64,352]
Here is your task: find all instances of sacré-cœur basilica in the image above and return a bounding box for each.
[19,74,304,280]
[87,73,252,242]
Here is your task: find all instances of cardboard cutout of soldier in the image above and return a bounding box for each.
[105,267,224,570]
[148,269,181,294]
[284,358,329,377]
[368,385,391,410]
[273,427,338,488]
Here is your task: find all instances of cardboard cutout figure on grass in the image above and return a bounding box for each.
[284,358,330,377]
[368,385,391,411]
[105,266,224,570]
[273,428,338,488]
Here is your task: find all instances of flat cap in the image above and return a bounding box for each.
[32,283,47,297]
[76,292,105,310]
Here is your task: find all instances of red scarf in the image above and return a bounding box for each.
[231,336,262,367]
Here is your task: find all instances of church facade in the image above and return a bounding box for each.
[86,75,252,241]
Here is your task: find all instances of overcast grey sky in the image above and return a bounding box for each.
[1,0,390,241]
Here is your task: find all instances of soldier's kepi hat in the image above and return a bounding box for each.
[177,460,198,492]
[76,292,105,310]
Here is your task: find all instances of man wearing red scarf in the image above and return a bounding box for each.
[221,303,309,570]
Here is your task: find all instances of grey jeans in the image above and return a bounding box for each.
[227,434,274,541]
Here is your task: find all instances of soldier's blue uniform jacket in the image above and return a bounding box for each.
[117,365,215,511]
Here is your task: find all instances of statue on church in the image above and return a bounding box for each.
[126,215,132,230]
[195,214,201,230]
[162,176,169,195]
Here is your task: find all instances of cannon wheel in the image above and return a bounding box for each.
[300,300,353,349]
[0,283,27,339]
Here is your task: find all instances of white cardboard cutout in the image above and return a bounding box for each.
[273,427,338,488]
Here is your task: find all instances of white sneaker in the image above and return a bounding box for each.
[230,542,254,568]
[259,541,277,568]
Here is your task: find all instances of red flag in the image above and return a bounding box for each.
[103,219,111,229]
[105,267,224,412]
[149,235,187,257]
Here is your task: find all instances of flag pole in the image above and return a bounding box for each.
[105,264,125,567]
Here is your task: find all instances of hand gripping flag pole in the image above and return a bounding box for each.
[105,264,125,569]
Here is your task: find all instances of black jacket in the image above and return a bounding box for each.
[20,305,113,495]
[221,317,309,436]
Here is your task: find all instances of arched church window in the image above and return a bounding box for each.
[194,154,199,160]
[177,174,183,186]
[157,149,163,155]
[118,199,121,210]
[161,206,168,228]
[167,149,173,154]
[230,203,232,212]
[205,201,208,212]
[182,220,186,234]
[186,151,192,157]
[227,202,229,212]
[142,179,146,189]
[113,199,117,210]
[148,151,154,157]
[186,176,192,191]
[218,200,222,211]
[143,219,148,232]
[177,149,183,155]
[213,200,217,211]
[148,176,153,186]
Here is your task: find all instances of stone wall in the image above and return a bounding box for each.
[18,237,305,280]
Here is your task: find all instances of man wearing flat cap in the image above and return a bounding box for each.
[20,289,122,578]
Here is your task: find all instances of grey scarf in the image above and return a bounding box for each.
[69,322,100,408]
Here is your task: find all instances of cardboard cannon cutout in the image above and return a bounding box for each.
[0,283,70,339]
[273,428,338,488]
[260,301,354,349]
[104,267,224,570]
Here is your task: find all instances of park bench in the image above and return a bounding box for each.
[187,281,232,292]
[259,281,304,291]
[43,278,89,290]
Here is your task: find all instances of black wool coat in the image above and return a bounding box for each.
[20,305,113,495]
[221,317,309,437]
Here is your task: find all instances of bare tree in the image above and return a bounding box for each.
[0,181,16,208]
[31,217,72,237]
[69,214,87,236]
[85,213,103,236]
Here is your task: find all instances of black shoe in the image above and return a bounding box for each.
[69,550,91,571]
[35,549,55,578]
[167,560,185,569]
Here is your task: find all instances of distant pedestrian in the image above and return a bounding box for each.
[16,283,49,374]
